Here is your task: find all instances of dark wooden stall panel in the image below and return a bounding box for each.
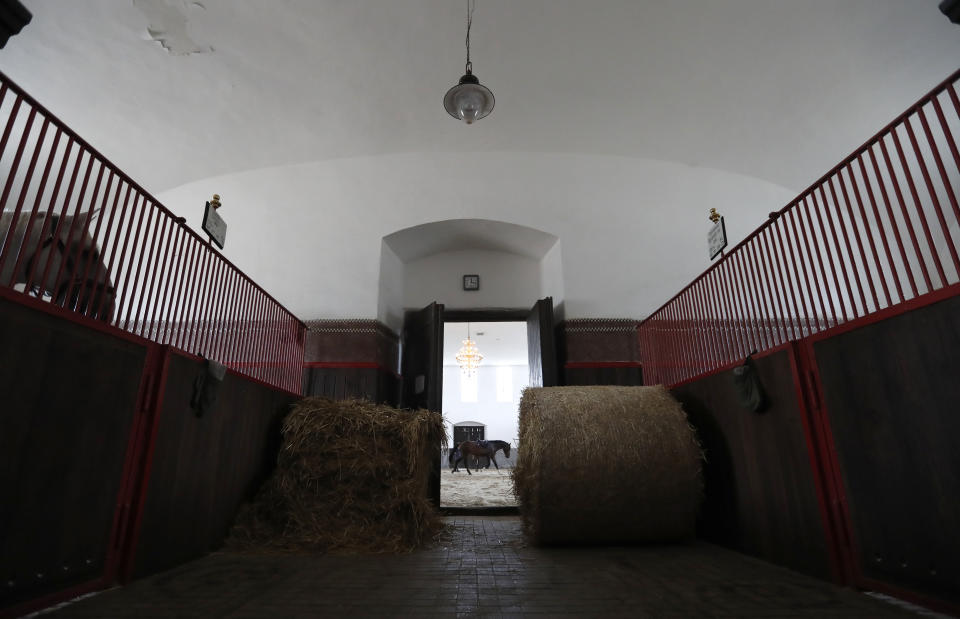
[672,349,832,581]
[812,294,960,604]
[563,364,643,386]
[302,365,400,406]
[0,299,146,609]
[130,351,298,579]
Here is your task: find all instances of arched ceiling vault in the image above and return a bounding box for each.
[3,1,959,321]
[3,1,958,195]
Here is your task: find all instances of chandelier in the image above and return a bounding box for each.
[455,323,484,375]
[443,0,495,124]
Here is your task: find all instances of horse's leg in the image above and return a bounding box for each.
[464,452,471,475]
[490,450,500,471]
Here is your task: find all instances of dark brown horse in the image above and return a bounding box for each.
[1,210,116,321]
[449,440,511,474]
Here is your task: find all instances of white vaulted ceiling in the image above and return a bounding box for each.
[2,1,959,322]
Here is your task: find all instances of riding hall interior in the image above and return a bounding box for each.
[2,1,960,617]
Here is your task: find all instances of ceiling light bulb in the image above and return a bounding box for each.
[444,73,495,124]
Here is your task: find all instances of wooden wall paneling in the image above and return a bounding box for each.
[671,348,833,580]
[0,299,146,610]
[129,352,296,579]
[563,365,643,386]
[809,293,960,606]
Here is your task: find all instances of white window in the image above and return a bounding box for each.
[460,371,478,402]
[496,366,513,402]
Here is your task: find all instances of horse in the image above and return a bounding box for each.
[0,210,116,321]
[449,440,511,475]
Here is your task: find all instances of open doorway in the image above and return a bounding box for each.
[440,321,528,508]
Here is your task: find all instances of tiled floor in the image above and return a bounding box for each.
[45,516,916,618]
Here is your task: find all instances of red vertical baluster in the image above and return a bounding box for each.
[196,253,223,357]
[758,226,789,343]
[22,134,71,292]
[684,281,710,376]
[39,148,87,303]
[0,111,44,278]
[245,285,256,376]
[914,109,960,277]
[262,295,275,382]
[294,320,306,394]
[705,268,732,364]
[130,202,161,335]
[0,93,22,163]
[660,304,673,384]
[825,178,865,317]
[874,139,924,298]
[8,128,62,288]
[932,95,960,178]
[677,298,690,381]
[664,303,678,385]
[836,167,879,312]
[720,257,748,359]
[783,207,818,334]
[172,236,199,350]
[793,198,833,329]
[186,245,212,354]
[58,157,102,317]
[214,266,236,363]
[0,101,32,241]
[691,279,714,372]
[767,221,800,341]
[87,183,133,321]
[69,168,113,315]
[808,190,846,324]
[156,224,186,343]
[745,238,775,350]
[225,270,244,368]
[859,152,904,304]
[814,186,852,322]
[264,299,283,385]
[249,289,265,381]
[121,196,157,331]
[143,214,173,339]
[730,251,758,354]
[713,258,738,360]
[701,276,723,370]
[847,161,890,309]
[213,259,234,361]
[112,193,150,328]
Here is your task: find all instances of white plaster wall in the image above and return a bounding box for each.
[442,364,528,448]
[539,241,565,314]
[155,152,797,323]
[403,249,541,311]
[377,241,406,332]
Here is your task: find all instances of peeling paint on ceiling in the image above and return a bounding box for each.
[133,0,212,56]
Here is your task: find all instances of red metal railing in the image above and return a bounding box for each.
[639,68,960,386]
[0,72,305,393]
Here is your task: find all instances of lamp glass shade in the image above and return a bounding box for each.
[443,78,495,124]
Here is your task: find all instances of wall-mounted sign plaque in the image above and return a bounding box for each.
[203,200,227,249]
[708,217,727,260]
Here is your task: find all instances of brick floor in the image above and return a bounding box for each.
[44,516,915,618]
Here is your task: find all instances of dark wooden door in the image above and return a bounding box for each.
[527,297,558,387]
[401,302,444,411]
[400,302,444,505]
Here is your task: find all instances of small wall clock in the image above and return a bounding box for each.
[463,274,480,291]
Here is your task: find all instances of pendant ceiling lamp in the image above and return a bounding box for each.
[455,323,484,375]
[443,0,495,124]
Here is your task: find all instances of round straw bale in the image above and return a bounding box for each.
[512,385,702,544]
